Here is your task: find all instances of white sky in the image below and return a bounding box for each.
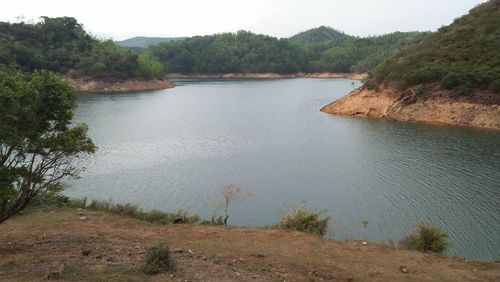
[0,0,487,40]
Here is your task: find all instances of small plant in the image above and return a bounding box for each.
[415,84,424,96]
[278,203,329,236]
[361,220,368,241]
[204,185,251,226]
[400,222,449,253]
[142,243,175,275]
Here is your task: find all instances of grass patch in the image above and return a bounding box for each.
[60,264,147,281]
[84,199,199,225]
[28,195,199,225]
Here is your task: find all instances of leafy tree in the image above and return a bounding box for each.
[0,69,95,223]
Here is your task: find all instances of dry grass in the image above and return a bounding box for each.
[0,208,498,281]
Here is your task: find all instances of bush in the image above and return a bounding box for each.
[200,215,228,226]
[415,84,424,96]
[142,243,175,275]
[278,204,329,236]
[400,222,449,253]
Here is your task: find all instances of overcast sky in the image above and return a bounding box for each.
[0,0,487,40]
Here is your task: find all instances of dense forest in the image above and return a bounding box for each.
[368,0,500,94]
[0,17,164,80]
[148,29,426,74]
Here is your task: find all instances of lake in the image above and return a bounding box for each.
[69,78,500,260]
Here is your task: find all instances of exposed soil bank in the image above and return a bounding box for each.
[167,72,368,80]
[321,86,500,130]
[1,209,498,281]
[63,76,175,92]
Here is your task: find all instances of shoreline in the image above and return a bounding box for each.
[321,86,500,131]
[62,76,175,93]
[166,72,368,80]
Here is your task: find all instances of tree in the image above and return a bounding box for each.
[0,70,96,223]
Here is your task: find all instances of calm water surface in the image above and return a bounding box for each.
[69,78,500,260]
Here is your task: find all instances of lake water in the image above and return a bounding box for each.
[69,78,500,260]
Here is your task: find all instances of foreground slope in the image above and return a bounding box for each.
[1,209,498,281]
[321,1,500,129]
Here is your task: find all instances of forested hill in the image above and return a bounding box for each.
[369,0,500,95]
[115,36,187,48]
[289,26,352,43]
[148,30,426,74]
[0,17,164,80]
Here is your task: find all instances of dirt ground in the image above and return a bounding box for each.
[0,209,498,281]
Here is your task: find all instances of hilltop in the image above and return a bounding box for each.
[1,208,498,281]
[322,1,500,130]
[289,26,352,43]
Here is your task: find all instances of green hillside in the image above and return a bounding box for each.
[370,0,500,94]
[115,36,187,48]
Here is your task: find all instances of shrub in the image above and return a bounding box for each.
[400,222,449,253]
[278,204,329,236]
[200,215,228,226]
[415,84,424,96]
[142,243,175,275]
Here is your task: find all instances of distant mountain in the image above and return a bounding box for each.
[115,36,187,48]
[289,26,353,43]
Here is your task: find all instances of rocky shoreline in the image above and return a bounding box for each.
[63,76,175,92]
[321,86,500,130]
[166,72,368,80]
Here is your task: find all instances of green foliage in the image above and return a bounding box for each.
[370,1,500,95]
[400,222,449,254]
[278,204,329,236]
[138,51,164,78]
[85,200,199,225]
[0,69,95,223]
[0,17,164,80]
[142,243,175,275]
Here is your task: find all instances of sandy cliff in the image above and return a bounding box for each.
[321,86,500,130]
[63,76,175,92]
